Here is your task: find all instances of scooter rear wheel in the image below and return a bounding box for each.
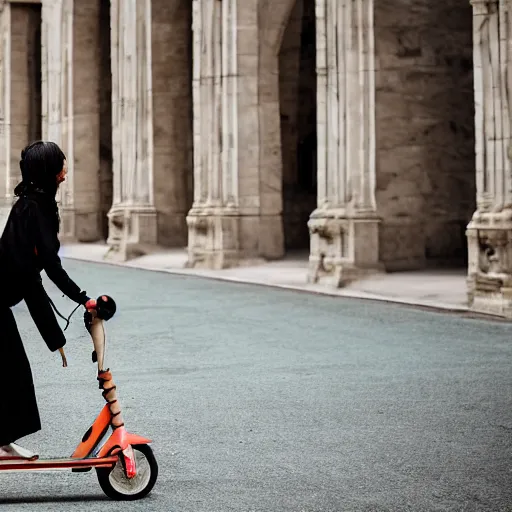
[96,444,158,500]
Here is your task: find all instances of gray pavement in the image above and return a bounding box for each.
[0,259,511,512]
[61,244,470,312]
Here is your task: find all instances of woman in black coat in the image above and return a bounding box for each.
[0,141,93,461]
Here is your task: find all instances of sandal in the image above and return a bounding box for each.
[0,443,39,461]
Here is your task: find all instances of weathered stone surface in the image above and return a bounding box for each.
[186,0,242,269]
[0,1,41,208]
[2,0,512,318]
[374,0,475,270]
[308,0,380,287]
[187,0,305,268]
[106,0,159,261]
[41,0,105,243]
[151,0,193,249]
[465,0,512,318]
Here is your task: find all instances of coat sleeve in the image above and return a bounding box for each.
[24,279,68,352]
[29,202,89,305]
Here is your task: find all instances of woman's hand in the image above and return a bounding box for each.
[85,298,97,311]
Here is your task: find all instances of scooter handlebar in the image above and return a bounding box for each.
[86,295,117,321]
[58,295,116,369]
[84,295,116,371]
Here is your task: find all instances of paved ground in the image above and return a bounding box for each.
[61,244,469,312]
[0,259,511,511]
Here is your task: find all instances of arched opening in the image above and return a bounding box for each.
[99,0,113,241]
[375,1,475,271]
[278,0,317,253]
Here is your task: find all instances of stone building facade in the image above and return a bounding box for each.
[0,0,509,317]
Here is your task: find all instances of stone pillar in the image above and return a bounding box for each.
[466,0,512,318]
[186,0,243,269]
[41,0,102,242]
[187,0,294,269]
[106,0,157,260]
[308,0,380,287]
[0,0,42,230]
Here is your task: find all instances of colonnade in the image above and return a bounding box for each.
[0,0,511,317]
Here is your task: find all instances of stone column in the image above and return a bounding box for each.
[41,0,102,242]
[466,0,512,317]
[0,0,42,230]
[187,0,294,269]
[186,0,242,269]
[106,0,157,260]
[308,0,380,287]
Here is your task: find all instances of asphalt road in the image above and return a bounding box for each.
[0,259,511,512]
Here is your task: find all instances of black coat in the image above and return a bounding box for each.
[0,192,88,351]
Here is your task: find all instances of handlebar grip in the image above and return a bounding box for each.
[85,298,97,310]
[86,295,117,321]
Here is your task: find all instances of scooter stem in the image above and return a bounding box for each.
[89,315,125,430]
[90,315,106,371]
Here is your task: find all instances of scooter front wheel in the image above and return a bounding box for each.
[96,444,158,500]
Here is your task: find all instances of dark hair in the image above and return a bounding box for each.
[13,141,66,233]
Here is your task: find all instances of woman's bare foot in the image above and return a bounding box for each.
[0,443,39,461]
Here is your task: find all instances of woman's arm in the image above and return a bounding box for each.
[29,202,90,305]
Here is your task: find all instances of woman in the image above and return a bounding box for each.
[0,141,93,461]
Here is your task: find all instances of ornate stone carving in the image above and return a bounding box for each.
[467,210,512,315]
[308,0,380,287]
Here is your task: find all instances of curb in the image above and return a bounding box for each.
[58,253,510,321]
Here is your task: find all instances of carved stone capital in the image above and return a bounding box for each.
[469,0,498,15]
[466,207,512,317]
[308,208,382,287]
[105,204,158,261]
[308,216,346,241]
[186,206,241,270]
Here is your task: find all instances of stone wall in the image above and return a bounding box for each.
[70,0,102,241]
[10,2,41,190]
[0,2,41,234]
[374,0,476,270]
[152,0,193,248]
[99,0,112,241]
[279,0,316,250]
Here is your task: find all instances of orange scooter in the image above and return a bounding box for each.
[0,295,158,501]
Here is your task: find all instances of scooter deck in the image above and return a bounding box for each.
[0,455,118,472]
